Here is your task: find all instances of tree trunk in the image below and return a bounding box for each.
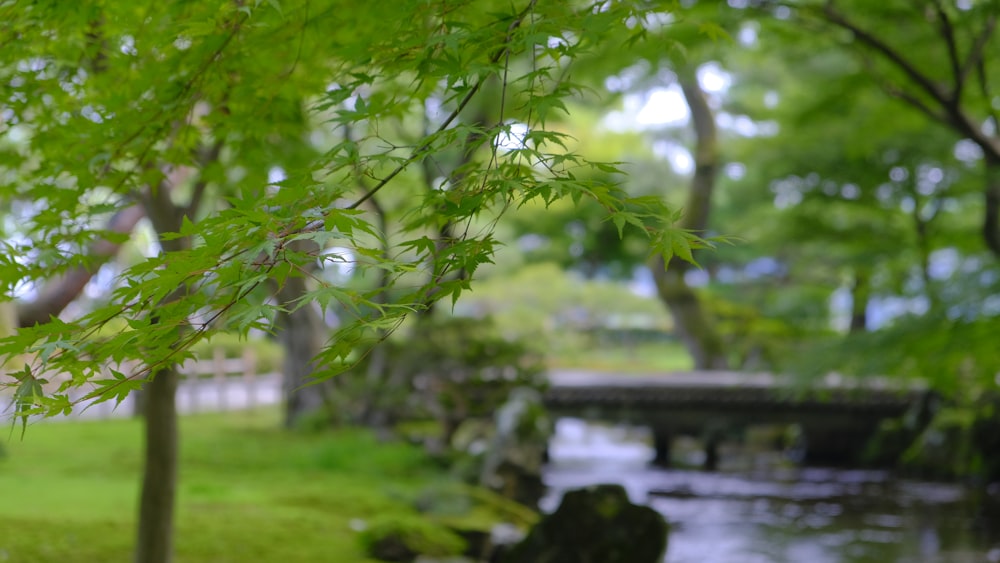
[135,364,179,563]
[984,157,1000,258]
[134,171,201,563]
[275,274,328,429]
[849,270,869,333]
[653,271,729,369]
[650,74,729,370]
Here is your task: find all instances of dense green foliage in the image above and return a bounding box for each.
[7,0,993,421]
[0,1,703,421]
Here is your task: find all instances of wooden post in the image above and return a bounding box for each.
[704,434,720,471]
[213,347,226,411]
[188,359,199,413]
[242,347,257,408]
[652,429,672,467]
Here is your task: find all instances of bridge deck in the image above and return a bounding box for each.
[548,370,926,391]
[545,370,927,412]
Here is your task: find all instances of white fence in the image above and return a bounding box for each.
[3,348,283,421]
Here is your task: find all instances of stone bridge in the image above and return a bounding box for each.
[543,370,929,467]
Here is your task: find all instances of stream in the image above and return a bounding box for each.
[541,418,1000,563]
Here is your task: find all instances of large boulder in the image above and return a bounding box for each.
[499,484,668,563]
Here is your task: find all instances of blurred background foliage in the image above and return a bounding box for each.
[4,0,1000,560]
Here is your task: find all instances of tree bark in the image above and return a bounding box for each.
[275,272,328,429]
[650,75,729,370]
[133,160,206,562]
[134,363,178,563]
[653,271,728,369]
[984,157,1000,257]
[849,270,869,333]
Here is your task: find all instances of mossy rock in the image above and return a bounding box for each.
[415,483,538,528]
[358,514,466,562]
[412,483,537,561]
[500,484,667,563]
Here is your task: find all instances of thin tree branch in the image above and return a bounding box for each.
[966,14,1000,134]
[820,4,951,109]
[929,0,963,98]
[344,0,538,213]
[819,3,1000,160]
[975,46,1000,133]
[883,82,949,124]
[850,50,950,130]
[105,16,245,197]
[958,13,996,89]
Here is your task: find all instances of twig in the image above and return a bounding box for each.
[820,3,951,109]
[345,0,538,212]
[929,0,962,98]
[958,13,997,89]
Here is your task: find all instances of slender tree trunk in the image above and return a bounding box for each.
[984,157,1000,258]
[653,272,728,369]
[909,193,942,309]
[135,364,179,563]
[849,270,869,333]
[275,273,328,429]
[650,74,728,370]
[134,153,212,561]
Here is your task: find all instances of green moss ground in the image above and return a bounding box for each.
[0,409,446,563]
[549,341,693,372]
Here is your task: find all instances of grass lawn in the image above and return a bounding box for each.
[0,409,454,563]
[548,341,693,373]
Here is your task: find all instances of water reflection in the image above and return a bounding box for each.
[542,418,1000,563]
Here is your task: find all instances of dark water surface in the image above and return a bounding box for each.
[541,419,1000,563]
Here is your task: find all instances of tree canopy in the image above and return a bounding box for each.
[0,0,701,419]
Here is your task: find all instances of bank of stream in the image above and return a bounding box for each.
[541,418,1000,563]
